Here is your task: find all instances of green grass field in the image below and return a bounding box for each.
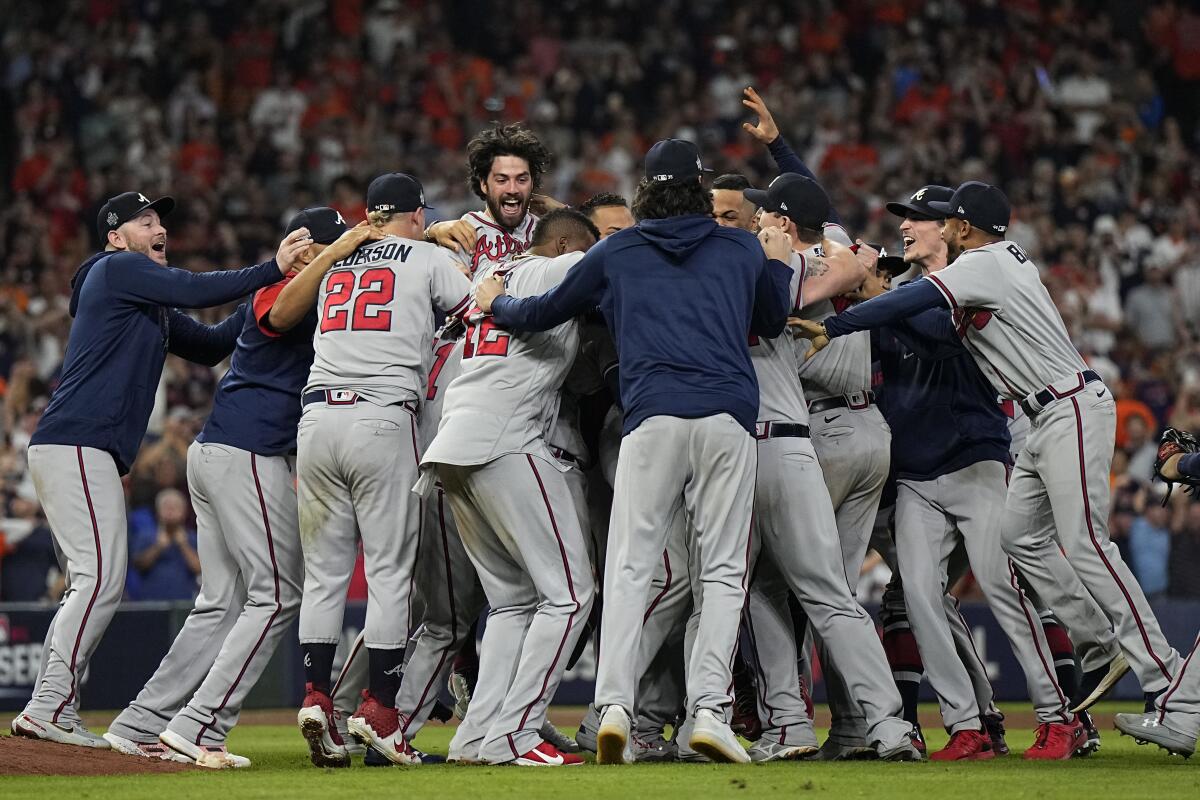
[2,704,1198,798]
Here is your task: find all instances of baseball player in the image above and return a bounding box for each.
[12,192,309,748]
[425,123,547,276]
[477,138,796,764]
[286,173,471,767]
[102,209,358,768]
[418,209,601,766]
[794,181,1183,751]
[736,173,920,762]
[1115,443,1200,757]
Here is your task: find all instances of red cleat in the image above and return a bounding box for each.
[347,690,420,765]
[514,741,585,766]
[910,723,927,756]
[931,728,994,761]
[297,683,349,768]
[1024,720,1086,760]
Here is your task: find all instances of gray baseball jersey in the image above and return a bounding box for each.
[795,245,871,400]
[421,252,583,470]
[306,236,471,406]
[449,210,538,276]
[751,259,809,424]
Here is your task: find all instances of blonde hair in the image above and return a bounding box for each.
[368,209,397,228]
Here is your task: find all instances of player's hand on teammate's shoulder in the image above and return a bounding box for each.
[275,227,313,275]
[787,317,830,359]
[425,219,477,254]
[474,273,507,314]
[758,226,792,262]
[741,86,779,144]
[529,193,566,216]
[325,221,385,262]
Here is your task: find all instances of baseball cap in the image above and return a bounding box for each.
[644,139,713,184]
[367,173,433,214]
[286,207,349,245]
[928,181,1010,236]
[97,191,175,239]
[885,185,954,220]
[855,243,910,278]
[744,173,831,230]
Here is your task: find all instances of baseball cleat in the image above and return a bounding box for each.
[346,691,421,766]
[448,671,473,720]
[931,728,994,761]
[513,741,585,766]
[632,731,678,762]
[103,731,190,762]
[539,720,581,753]
[11,713,109,748]
[673,716,710,762]
[909,723,927,756]
[877,737,924,762]
[815,737,877,761]
[298,685,350,768]
[1114,712,1196,758]
[747,738,819,762]
[983,715,1009,756]
[689,708,750,763]
[597,705,632,764]
[159,729,250,768]
[1023,720,1086,760]
[574,705,599,753]
[1071,651,1129,713]
[1074,711,1101,757]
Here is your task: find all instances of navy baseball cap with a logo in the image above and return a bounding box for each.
[285,207,349,245]
[367,173,433,213]
[97,191,175,239]
[744,173,831,230]
[886,185,953,220]
[928,181,1010,236]
[644,139,713,184]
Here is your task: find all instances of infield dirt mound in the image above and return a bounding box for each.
[0,734,193,776]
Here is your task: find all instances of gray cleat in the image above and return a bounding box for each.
[748,739,820,762]
[814,737,877,761]
[632,732,677,762]
[1114,712,1196,758]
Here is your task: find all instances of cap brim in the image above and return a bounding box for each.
[926,200,955,217]
[142,196,175,219]
[877,255,910,277]
[743,188,773,211]
[885,200,925,218]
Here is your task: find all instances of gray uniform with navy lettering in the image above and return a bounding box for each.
[420,253,595,762]
[297,237,470,656]
[926,240,1180,692]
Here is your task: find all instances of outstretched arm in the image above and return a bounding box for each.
[168,304,247,366]
[480,243,609,332]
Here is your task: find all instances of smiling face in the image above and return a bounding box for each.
[898,215,946,272]
[109,210,168,265]
[481,155,533,230]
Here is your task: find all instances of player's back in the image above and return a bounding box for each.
[795,239,871,399]
[424,252,583,467]
[751,252,810,424]
[306,236,471,406]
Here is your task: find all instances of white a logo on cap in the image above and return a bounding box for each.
[912,188,926,201]
[137,193,150,204]
[334,211,346,225]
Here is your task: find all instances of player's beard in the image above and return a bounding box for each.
[129,236,168,265]
[486,191,531,231]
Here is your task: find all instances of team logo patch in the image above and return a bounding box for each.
[912,188,927,201]
[106,212,119,227]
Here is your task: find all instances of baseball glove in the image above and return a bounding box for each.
[1154,427,1200,504]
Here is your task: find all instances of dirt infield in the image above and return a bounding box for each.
[0,734,193,776]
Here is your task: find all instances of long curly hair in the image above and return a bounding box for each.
[631,178,713,221]
[466,123,551,201]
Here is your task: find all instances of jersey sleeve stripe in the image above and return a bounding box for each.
[446,294,471,318]
[794,253,807,311]
[926,273,957,309]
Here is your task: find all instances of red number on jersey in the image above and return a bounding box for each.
[426,341,455,401]
[462,306,511,358]
[320,272,356,333]
[352,268,395,331]
[320,269,397,333]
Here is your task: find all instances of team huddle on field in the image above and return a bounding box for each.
[9,88,1200,769]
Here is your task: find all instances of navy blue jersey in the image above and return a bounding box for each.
[31,251,280,473]
[198,273,317,455]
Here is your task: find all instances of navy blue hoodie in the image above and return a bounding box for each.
[31,251,283,474]
[490,214,793,435]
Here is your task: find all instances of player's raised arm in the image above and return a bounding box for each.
[167,304,247,366]
[269,222,384,332]
[797,238,869,307]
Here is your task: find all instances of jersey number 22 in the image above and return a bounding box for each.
[320,268,395,333]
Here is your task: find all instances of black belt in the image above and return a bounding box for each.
[755,422,810,440]
[1020,370,1101,419]
[302,390,417,414]
[808,390,875,415]
[549,446,581,465]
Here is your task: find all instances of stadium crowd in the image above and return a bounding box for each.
[3,0,1200,602]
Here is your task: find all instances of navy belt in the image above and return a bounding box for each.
[1020,370,1101,419]
[808,390,874,415]
[754,422,811,440]
[302,390,417,414]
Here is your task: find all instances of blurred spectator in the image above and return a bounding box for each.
[1127,484,1172,602]
[0,496,57,602]
[1123,414,1159,483]
[128,489,200,601]
[1170,500,1200,599]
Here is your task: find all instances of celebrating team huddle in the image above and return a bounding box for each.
[10,87,1200,769]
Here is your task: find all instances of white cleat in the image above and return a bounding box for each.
[103,731,190,762]
[596,705,632,764]
[159,729,250,769]
[747,738,819,762]
[11,713,109,748]
[689,708,751,763]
